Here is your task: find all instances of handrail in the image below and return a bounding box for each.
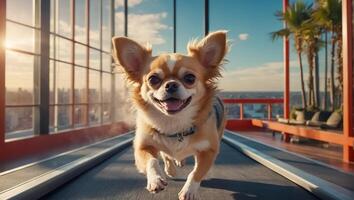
[222,98,284,120]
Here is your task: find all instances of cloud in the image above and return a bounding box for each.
[238,33,249,41]
[115,11,170,45]
[115,0,143,8]
[219,60,303,91]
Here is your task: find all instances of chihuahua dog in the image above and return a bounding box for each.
[112,31,228,200]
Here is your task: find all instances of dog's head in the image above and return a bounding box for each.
[112,31,227,116]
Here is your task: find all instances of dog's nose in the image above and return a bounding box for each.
[165,81,179,94]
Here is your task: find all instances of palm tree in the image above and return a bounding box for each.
[313,0,342,111]
[271,0,313,109]
[302,20,323,108]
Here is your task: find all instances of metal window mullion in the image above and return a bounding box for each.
[99,0,103,124]
[71,0,75,127]
[34,0,50,135]
[111,0,115,122]
[124,0,127,37]
[173,0,176,53]
[204,0,209,36]
[86,0,90,126]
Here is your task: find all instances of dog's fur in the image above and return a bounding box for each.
[112,31,228,200]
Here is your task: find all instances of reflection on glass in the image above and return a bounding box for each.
[56,62,72,104]
[176,0,204,53]
[89,104,101,125]
[102,0,112,51]
[74,105,87,127]
[50,34,54,58]
[6,22,36,53]
[7,0,34,26]
[114,0,124,36]
[102,73,111,102]
[57,0,72,38]
[49,60,55,104]
[89,70,101,103]
[75,66,87,103]
[90,0,101,48]
[6,51,35,105]
[5,107,35,140]
[56,37,73,62]
[89,48,100,69]
[75,0,87,43]
[102,103,111,123]
[75,43,87,66]
[128,0,173,54]
[53,105,72,131]
[102,53,112,72]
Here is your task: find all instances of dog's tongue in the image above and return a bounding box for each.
[161,99,183,111]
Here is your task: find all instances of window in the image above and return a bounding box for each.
[5,0,39,139]
[4,0,116,139]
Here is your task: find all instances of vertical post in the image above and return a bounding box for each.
[283,0,291,142]
[111,0,116,122]
[267,104,272,120]
[124,0,128,37]
[204,0,209,36]
[173,0,176,53]
[239,104,244,120]
[71,0,75,128]
[86,0,90,125]
[38,0,50,135]
[342,0,353,163]
[0,0,6,145]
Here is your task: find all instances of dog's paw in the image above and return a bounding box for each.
[146,175,167,193]
[178,181,200,200]
[175,159,186,168]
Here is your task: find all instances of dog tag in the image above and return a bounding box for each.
[177,133,184,142]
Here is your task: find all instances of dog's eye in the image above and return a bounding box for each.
[183,74,196,85]
[148,75,161,86]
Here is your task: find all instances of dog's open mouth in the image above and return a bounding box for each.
[153,96,192,114]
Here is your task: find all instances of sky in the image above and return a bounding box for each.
[5,0,326,93]
[115,0,323,92]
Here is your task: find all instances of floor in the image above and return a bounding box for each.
[237,131,354,174]
[43,142,318,200]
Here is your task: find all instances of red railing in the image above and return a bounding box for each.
[223,98,284,120]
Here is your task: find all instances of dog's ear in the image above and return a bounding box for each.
[112,37,151,82]
[187,31,227,77]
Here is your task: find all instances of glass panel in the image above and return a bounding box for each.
[75,43,87,66]
[102,73,111,103]
[56,37,73,62]
[50,34,54,58]
[176,0,203,53]
[89,104,101,124]
[128,0,173,54]
[49,60,55,104]
[114,73,133,122]
[89,70,101,103]
[75,0,87,43]
[102,0,112,51]
[89,0,101,48]
[6,22,36,53]
[56,62,73,104]
[102,53,112,72]
[50,0,55,32]
[5,107,35,139]
[75,66,87,103]
[114,0,124,36]
[57,0,72,38]
[102,103,111,123]
[89,48,100,69]
[243,104,267,119]
[51,105,72,131]
[5,51,36,105]
[7,0,34,26]
[74,105,87,127]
